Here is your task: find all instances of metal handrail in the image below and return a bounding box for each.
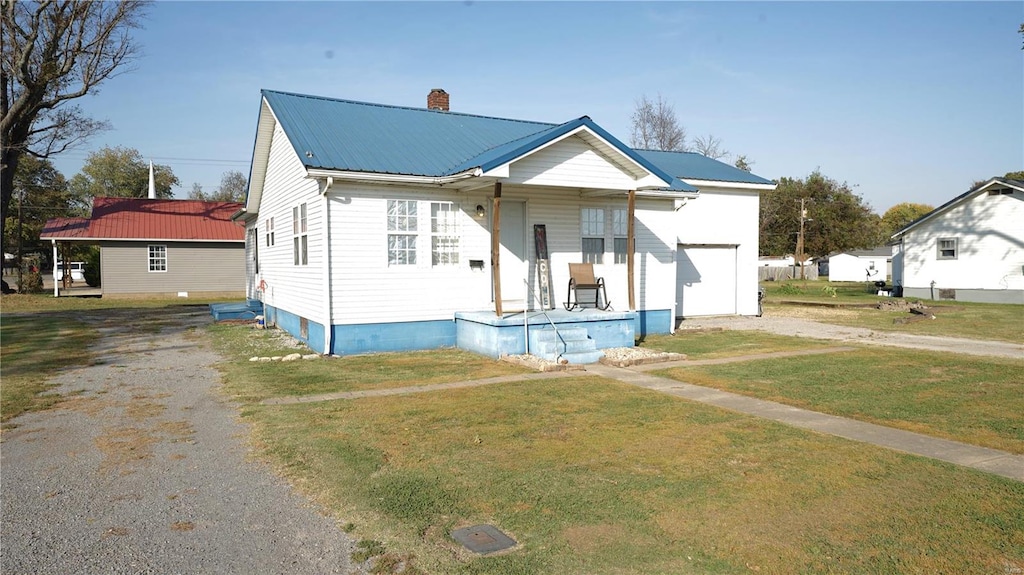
[523,278,566,361]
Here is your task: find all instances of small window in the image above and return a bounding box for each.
[612,209,628,264]
[148,245,167,272]
[581,208,605,264]
[266,217,275,246]
[388,200,417,266]
[937,238,957,260]
[431,202,459,266]
[293,204,307,265]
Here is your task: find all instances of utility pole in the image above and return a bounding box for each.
[796,197,808,280]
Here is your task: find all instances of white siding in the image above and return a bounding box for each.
[675,188,761,316]
[249,124,323,322]
[507,136,640,190]
[901,191,1024,292]
[326,184,679,325]
[829,253,889,282]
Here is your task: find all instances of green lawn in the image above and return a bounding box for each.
[209,323,1024,575]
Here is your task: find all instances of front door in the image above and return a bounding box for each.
[497,201,528,310]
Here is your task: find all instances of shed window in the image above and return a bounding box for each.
[431,202,459,266]
[293,204,307,265]
[581,208,605,264]
[937,238,957,260]
[388,200,417,266]
[148,245,167,272]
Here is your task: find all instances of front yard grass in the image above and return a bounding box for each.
[209,323,1024,574]
[652,347,1024,454]
[641,329,835,360]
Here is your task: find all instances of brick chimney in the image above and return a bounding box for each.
[427,88,449,111]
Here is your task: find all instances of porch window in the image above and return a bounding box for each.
[431,202,459,266]
[293,203,307,265]
[148,245,167,272]
[581,208,604,264]
[612,208,629,264]
[266,217,274,247]
[937,237,957,260]
[388,200,417,266]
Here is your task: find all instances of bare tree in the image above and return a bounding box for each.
[1,0,149,256]
[629,94,687,151]
[189,170,248,203]
[692,134,730,160]
[734,154,753,172]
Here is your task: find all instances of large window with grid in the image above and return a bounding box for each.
[148,245,167,272]
[293,203,307,265]
[937,237,957,260]
[431,202,460,266]
[387,200,418,266]
[581,208,605,264]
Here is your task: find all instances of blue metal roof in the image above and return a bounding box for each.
[260,90,695,191]
[633,149,775,185]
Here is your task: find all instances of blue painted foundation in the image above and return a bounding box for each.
[455,309,637,359]
[262,304,326,353]
[330,319,456,355]
[634,309,672,337]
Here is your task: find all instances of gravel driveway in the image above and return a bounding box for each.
[678,314,1024,359]
[1,307,363,575]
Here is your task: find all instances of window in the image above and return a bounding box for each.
[148,245,167,272]
[581,208,605,264]
[388,200,417,266]
[431,202,459,266]
[937,238,957,260]
[266,217,275,246]
[293,204,307,265]
[612,208,629,264]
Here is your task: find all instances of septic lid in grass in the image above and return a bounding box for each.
[451,524,516,555]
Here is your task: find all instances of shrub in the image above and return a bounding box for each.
[83,247,101,287]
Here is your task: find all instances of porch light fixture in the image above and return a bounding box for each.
[476,204,486,218]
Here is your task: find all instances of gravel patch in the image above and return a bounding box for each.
[500,354,586,372]
[1,307,364,575]
[599,347,687,367]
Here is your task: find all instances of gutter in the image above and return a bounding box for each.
[306,167,483,186]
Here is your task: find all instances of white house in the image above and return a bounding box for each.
[232,89,774,358]
[826,248,891,282]
[890,177,1024,304]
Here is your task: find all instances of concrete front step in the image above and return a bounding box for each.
[529,326,604,364]
[534,338,599,356]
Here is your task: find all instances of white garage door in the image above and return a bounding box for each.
[677,245,737,317]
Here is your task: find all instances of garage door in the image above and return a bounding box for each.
[676,245,737,317]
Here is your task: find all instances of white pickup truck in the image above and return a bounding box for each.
[54,261,86,282]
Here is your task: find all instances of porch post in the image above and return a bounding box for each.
[51,240,58,298]
[491,182,503,317]
[627,189,636,311]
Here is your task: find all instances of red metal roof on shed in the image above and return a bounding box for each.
[41,198,244,241]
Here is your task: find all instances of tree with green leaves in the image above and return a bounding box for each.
[879,202,933,238]
[759,170,883,257]
[3,156,77,258]
[69,147,178,203]
[734,155,753,172]
[1,0,149,259]
[188,170,248,203]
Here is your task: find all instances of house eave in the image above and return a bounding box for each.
[681,178,777,191]
[306,167,482,187]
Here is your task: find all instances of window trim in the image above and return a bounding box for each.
[387,199,418,266]
[148,244,168,273]
[266,216,275,247]
[581,207,605,264]
[612,208,629,265]
[430,201,460,267]
[293,204,307,266]
[936,237,957,260]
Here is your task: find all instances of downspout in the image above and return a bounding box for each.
[321,176,334,355]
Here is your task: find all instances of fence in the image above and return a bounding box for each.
[758,266,819,282]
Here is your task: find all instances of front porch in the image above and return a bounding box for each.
[455,308,637,363]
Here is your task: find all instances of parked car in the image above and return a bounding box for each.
[54,261,86,282]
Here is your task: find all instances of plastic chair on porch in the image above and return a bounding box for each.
[564,263,611,311]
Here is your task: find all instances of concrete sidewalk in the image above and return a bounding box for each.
[586,362,1024,482]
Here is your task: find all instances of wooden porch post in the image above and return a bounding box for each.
[627,190,636,311]
[491,182,503,316]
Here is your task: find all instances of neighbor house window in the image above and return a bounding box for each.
[612,208,629,264]
[431,202,459,266]
[581,208,604,264]
[148,245,167,272]
[266,217,275,246]
[387,200,417,266]
[937,238,957,260]
[293,203,307,265]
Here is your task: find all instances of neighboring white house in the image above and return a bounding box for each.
[890,177,1024,304]
[826,248,891,282]
[234,89,774,356]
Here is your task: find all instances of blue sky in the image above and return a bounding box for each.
[49,1,1023,214]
